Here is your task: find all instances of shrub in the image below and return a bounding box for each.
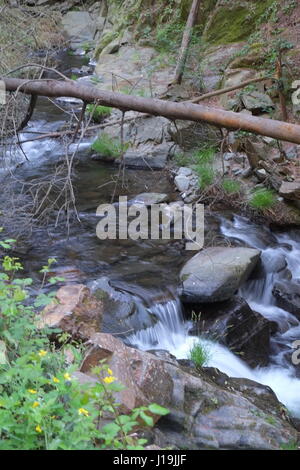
[0,236,168,450]
[222,179,241,194]
[86,105,112,123]
[249,188,276,210]
[189,341,211,369]
[91,134,125,159]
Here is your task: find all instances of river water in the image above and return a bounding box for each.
[2,52,300,417]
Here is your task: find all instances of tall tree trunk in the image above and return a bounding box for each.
[173,0,201,85]
[3,77,300,144]
[275,52,288,122]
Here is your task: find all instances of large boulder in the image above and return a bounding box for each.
[188,297,277,367]
[80,333,173,416]
[39,284,103,340]
[78,334,299,450]
[61,11,97,48]
[179,247,261,303]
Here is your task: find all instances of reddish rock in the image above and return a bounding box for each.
[39,284,103,340]
[80,333,173,417]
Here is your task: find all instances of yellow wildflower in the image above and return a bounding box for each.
[38,350,47,357]
[107,368,113,376]
[35,425,42,433]
[52,377,60,384]
[64,373,71,381]
[78,408,89,417]
[28,389,37,394]
[32,401,40,408]
[103,376,116,384]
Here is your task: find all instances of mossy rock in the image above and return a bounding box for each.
[203,0,275,46]
[94,31,119,59]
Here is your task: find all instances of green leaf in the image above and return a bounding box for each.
[102,422,120,437]
[140,411,153,427]
[148,403,169,416]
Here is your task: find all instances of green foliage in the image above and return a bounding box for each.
[86,105,112,123]
[189,341,211,369]
[195,165,215,189]
[173,153,190,166]
[91,134,127,159]
[156,22,185,54]
[280,440,299,451]
[222,179,241,194]
[0,233,168,450]
[249,188,276,210]
[192,146,216,165]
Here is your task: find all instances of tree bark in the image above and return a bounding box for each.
[3,77,300,145]
[275,52,288,122]
[189,77,269,103]
[173,0,201,85]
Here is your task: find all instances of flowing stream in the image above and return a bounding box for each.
[129,216,300,417]
[2,51,300,417]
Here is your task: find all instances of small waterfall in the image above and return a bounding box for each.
[128,297,191,352]
[125,216,300,417]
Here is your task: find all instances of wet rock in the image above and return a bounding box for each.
[241,92,274,114]
[261,252,287,274]
[179,247,261,303]
[39,284,103,340]
[273,281,300,318]
[279,182,300,201]
[77,333,298,449]
[45,265,86,284]
[188,297,277,368]
[129,193,168,206]
[88,277,157,335]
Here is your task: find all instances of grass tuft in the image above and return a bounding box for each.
[91,133,126,159]
[86,105,112,123]
[249,188,276,210]
[222,179,241,194]
[189,341,211,368]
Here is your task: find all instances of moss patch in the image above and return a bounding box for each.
[203,1,275,46]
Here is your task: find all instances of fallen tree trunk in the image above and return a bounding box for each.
[3,77,300,144]
[189,76,269,103]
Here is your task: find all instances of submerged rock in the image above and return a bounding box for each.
[179,247,261,303]
[129,193,168,206]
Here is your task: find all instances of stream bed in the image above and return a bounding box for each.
[2,51,300,419]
